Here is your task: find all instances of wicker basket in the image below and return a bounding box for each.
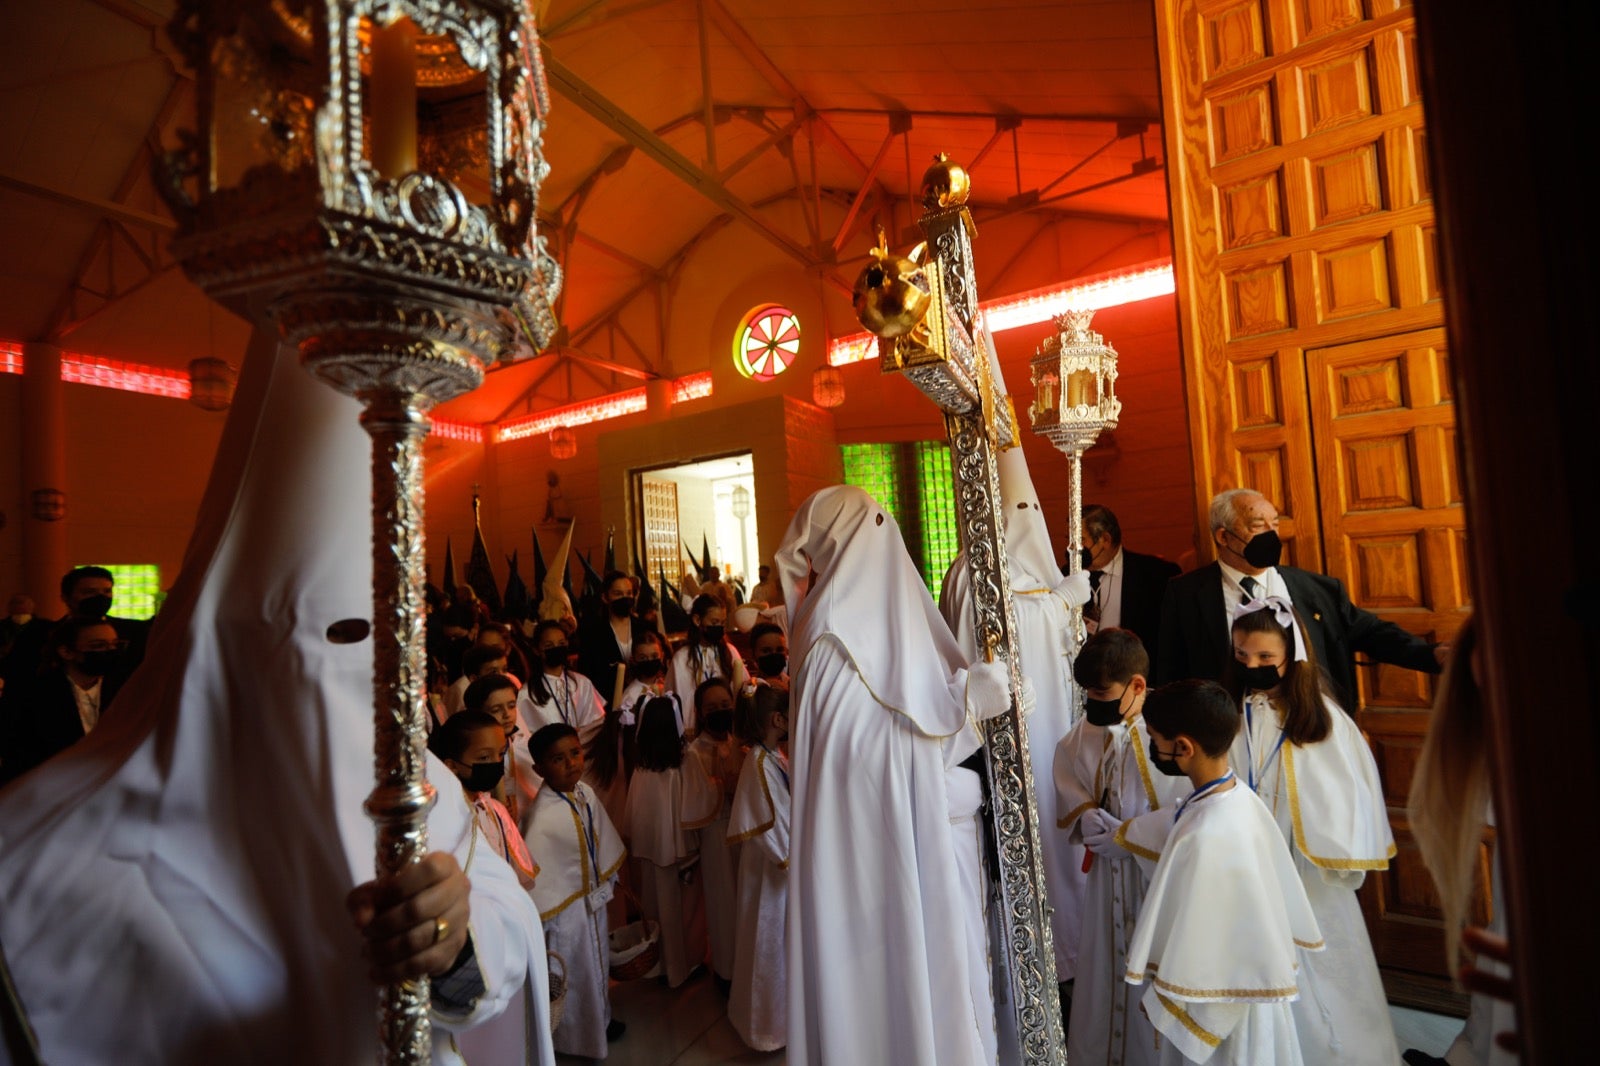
[547,951,568,1032]
[608,918,661,982]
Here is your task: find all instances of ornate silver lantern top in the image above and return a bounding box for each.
[1028,307,1121,455]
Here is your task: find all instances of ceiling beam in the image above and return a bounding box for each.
[544,56,819,269]
[0,172,175,233]
[832,126,901,255]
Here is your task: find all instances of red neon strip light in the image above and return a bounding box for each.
[431,418,486,444]
[827,258,1176,366]
[0,340,716,437]
[61,353,191,399]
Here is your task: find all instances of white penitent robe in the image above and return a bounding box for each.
[0,335,552,1066]
[519,669,606,747]
[1055,714,1188,1066]
[668,642,750,734]
[689,732,745,981]
[1234,692,1399,1066]
[524,782,627,1060]
[1125,783,1322,1066]
[778,485,992,1066]
[624,757,719,987]
[725,744,792,1052]
[939,441,1090,982]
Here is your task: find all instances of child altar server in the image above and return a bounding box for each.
[524,723,628,1057]
[624,694,719,987]
[688,678,745,991]
[520,620,607,747]
[1224,597,1400,1064]
[1126,680,1322,1065]
[725,684,791,1051]
[1055,629,1187,1065]
[669,595,749,732]
[428,710,539,891]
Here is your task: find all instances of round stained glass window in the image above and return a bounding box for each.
[734,304,800,381]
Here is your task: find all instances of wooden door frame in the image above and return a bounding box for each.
[1415,2,1598,1059]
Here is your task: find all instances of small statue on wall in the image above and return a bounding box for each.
[543,469,569,523]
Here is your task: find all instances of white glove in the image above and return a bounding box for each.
[965,659,1013,722]
[1054,569,1092,609]
[1082,808,1129,858]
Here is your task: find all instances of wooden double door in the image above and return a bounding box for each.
[1157,0,1477,1006]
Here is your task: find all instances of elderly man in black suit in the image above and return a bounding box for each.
[1156,488,1447,712]
[1077,503,1182,666]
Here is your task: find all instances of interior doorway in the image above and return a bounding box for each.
[633,451,759,589]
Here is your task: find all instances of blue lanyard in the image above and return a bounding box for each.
[1243,698,1287,792]
[553,787,598,877]
[761,745,790,792]
[550,673,574,725]
[1175,772,1235,821]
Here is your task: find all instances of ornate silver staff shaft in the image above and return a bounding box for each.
[362,395,438,1061]
[854,155,1066,1065]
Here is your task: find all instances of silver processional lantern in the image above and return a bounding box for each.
[155,1,560,1061]
[1029,308,1121,650]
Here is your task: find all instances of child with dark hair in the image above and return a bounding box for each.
[464,671,538,831]
[1222,597,1399,1063]
[747,621,789,691]
[427,710,538,891]
[623,695,718,988]
[688,678,745,992]
[1053,628,1186,1065]
[518,619,606,748]
[726,685,791,1051]
[522,723,627,1056]
[1125,680,1321,1065]
[668,595,749,731]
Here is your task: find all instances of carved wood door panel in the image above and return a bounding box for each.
[1157,0,1479,1003]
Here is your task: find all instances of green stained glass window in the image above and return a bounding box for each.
[839,441,960,593]
[79,563,163,620]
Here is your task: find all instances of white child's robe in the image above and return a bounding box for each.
[689,731,746,981]
[725,744,791,1051]
[668,642,750,734]
[1235,692,1399,1065]
[519,668,607,747]
[1125,782,1322,1065]
[524,781,627,1059]
[624,754,719,987]
[1055,712,1188,1065]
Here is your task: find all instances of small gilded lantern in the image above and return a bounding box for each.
[549,426,577,460]
[812,365,845,408]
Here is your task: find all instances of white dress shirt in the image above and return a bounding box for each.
[1090,547,1125,631]
[1217,559,1292,631]
[71,677,103,735]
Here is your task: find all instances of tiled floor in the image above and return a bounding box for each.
[558,971,1469,1065]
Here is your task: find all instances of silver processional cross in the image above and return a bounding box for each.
[852,155,1067,1065]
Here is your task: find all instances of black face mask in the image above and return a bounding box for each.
[1149,740,1187,777]
[701,624,725,643]
[76,594,113,619]
[1079,547,1095,572]
[633,658,664,680]
[78,649,123,677]
[756,652,787,677]
[1083,691,1126,727]
[543,645,570,669]
[1239,529,1283,569]
[1239,663,1283,691]
[461,760,505,793]
[703,709,734,736]
[608,597,636,618]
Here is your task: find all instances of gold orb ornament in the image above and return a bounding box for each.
[852,233,933,337]
[920,152,971,209]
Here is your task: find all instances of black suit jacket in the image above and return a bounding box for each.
[1155,562,1439,712]
[1111,549,1182,665]
[0,670,123,786]
[576,612,655,707]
